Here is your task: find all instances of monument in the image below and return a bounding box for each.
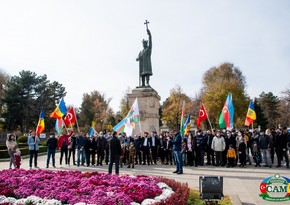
[128,20,160,134]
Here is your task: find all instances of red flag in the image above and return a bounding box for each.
[196,103,208,128]
[63,107,76,126]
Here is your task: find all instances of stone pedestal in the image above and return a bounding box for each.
[128,87,160,135]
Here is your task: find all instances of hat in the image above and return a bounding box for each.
[229,144,234,148]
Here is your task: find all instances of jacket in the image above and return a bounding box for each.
[27,135,40,151]
[211,136,225,152]
[110,136,122,156]
[171,133,182,151]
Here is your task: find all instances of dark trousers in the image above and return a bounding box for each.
[165,149,172,164]
[29,150,38,168]
[97,150,105,165]
[108,155,120,174]
[159,148,166,164]
[206,149,215,165]
[227,157,235,167]
[215,151,223,166]
[135,149,142,164]
[151,146,158,164]
[187,151,194,166]
[105,148,109,165]
[46,149,56,167]
[85,150,90,166]
[142,147,150,165]
[68,148,76,165]
[196,148,204,165]
[277,149,289,167]
[60,147,68,165]
[91,150,96,165]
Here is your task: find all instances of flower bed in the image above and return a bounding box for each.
[0,169,162,204]
[0,169,190,205]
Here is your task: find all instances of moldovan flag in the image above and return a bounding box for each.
[196,103,208,128]
[183,113,191,136]
[180,101,185,137]
[63,107,77,126]
[36,109,45,135]
[245,101,256,126]
[50,97,67,119]
[219,93,234,130]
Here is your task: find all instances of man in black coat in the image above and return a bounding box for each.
[141,132,152,165]
[150,131,159,164]
[108,131,122,175]
[97,131,107,166]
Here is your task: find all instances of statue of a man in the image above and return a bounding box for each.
[136,28,152,87]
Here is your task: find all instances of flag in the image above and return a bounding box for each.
[50,97,67,119]
[196,103,208,128]
[219,93,234,130]
[55,118,64,135]
[63,107,77,126]
[114,98,140,135]
[180,101,185,137]
[245,100,256,126]
[183,113,190,135]
[36,109,45,135]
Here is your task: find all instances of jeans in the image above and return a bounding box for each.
[60,147,68,165]
[108,155,120,175]
[47,149,56,167]
[29,150,38,168]
[8,149,15,169]
[261,149,272,166]
[68,148,76,165]
[77,148,85,166]
[173,150,183,173]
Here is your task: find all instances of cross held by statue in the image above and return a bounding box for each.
[144,20,149,30]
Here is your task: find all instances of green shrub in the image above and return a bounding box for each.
[17,136,28,143]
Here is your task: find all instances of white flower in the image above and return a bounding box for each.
[0,195,6,203]
[141,199,156,205]
[130,202,140,205]
[156,182,172,191]
[162,189,174,198]
[1,197,16,204]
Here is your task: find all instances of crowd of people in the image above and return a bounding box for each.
[5,127,290,172]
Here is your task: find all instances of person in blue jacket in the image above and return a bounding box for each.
[27,130,40,169]
[171,130,183,174]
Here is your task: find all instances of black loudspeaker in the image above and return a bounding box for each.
[199,176,223,201]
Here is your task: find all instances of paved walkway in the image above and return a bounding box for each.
[1,153,289,205]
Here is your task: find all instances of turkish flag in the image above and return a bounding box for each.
[196,104,208,128]
[63,107,77,126]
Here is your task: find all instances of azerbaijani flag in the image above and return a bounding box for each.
[183,113,190,136]
[219,93,234,130]
[55,118,64,135]
[50,97,67,119]
[36,109,45,135]
[245,100,256,126]
[113,118,126,134]
[180,101,185,137]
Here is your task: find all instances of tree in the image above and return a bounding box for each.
[200,63,249,128]
[253,98,268,130]
[2,70,66,132]
[257,92,280,129]
[119,87,131,118]
[278,86,290,127]
[161,85,194,130]
[78,90,112,131]
[0,69,10,116]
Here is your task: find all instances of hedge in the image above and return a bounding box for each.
[0,146,47,159]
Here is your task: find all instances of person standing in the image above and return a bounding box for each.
[171,130,183,174]
[259,130,272,168]
[195,130,205,166]
[76,132,86,166]
[58,131,73,167]
[97,131,107,166]
[46,133,57,168]
[68,132,77,166]
[205,130,214,166]
[6,134,17,169]
[84,134,92,167]
[275,127,289,168]
[211,130,226,166]
[158,133,166,165]
[150,131,159,164]
[186,132,195,166]
[27,130,40,169]
[134,134,142,165]
[108,131,122,175]
[141,132,151,165]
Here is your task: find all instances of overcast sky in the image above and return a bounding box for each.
[0,1,289,112]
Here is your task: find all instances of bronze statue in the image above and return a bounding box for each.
[136,20,152,87]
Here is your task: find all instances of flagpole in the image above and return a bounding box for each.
[202,103,213,131]
[73,107,80,133]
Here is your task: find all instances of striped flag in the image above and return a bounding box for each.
[36,109,45,135]
[180,101,185,137]
[219,93,234,130]
[245,100,256,126]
